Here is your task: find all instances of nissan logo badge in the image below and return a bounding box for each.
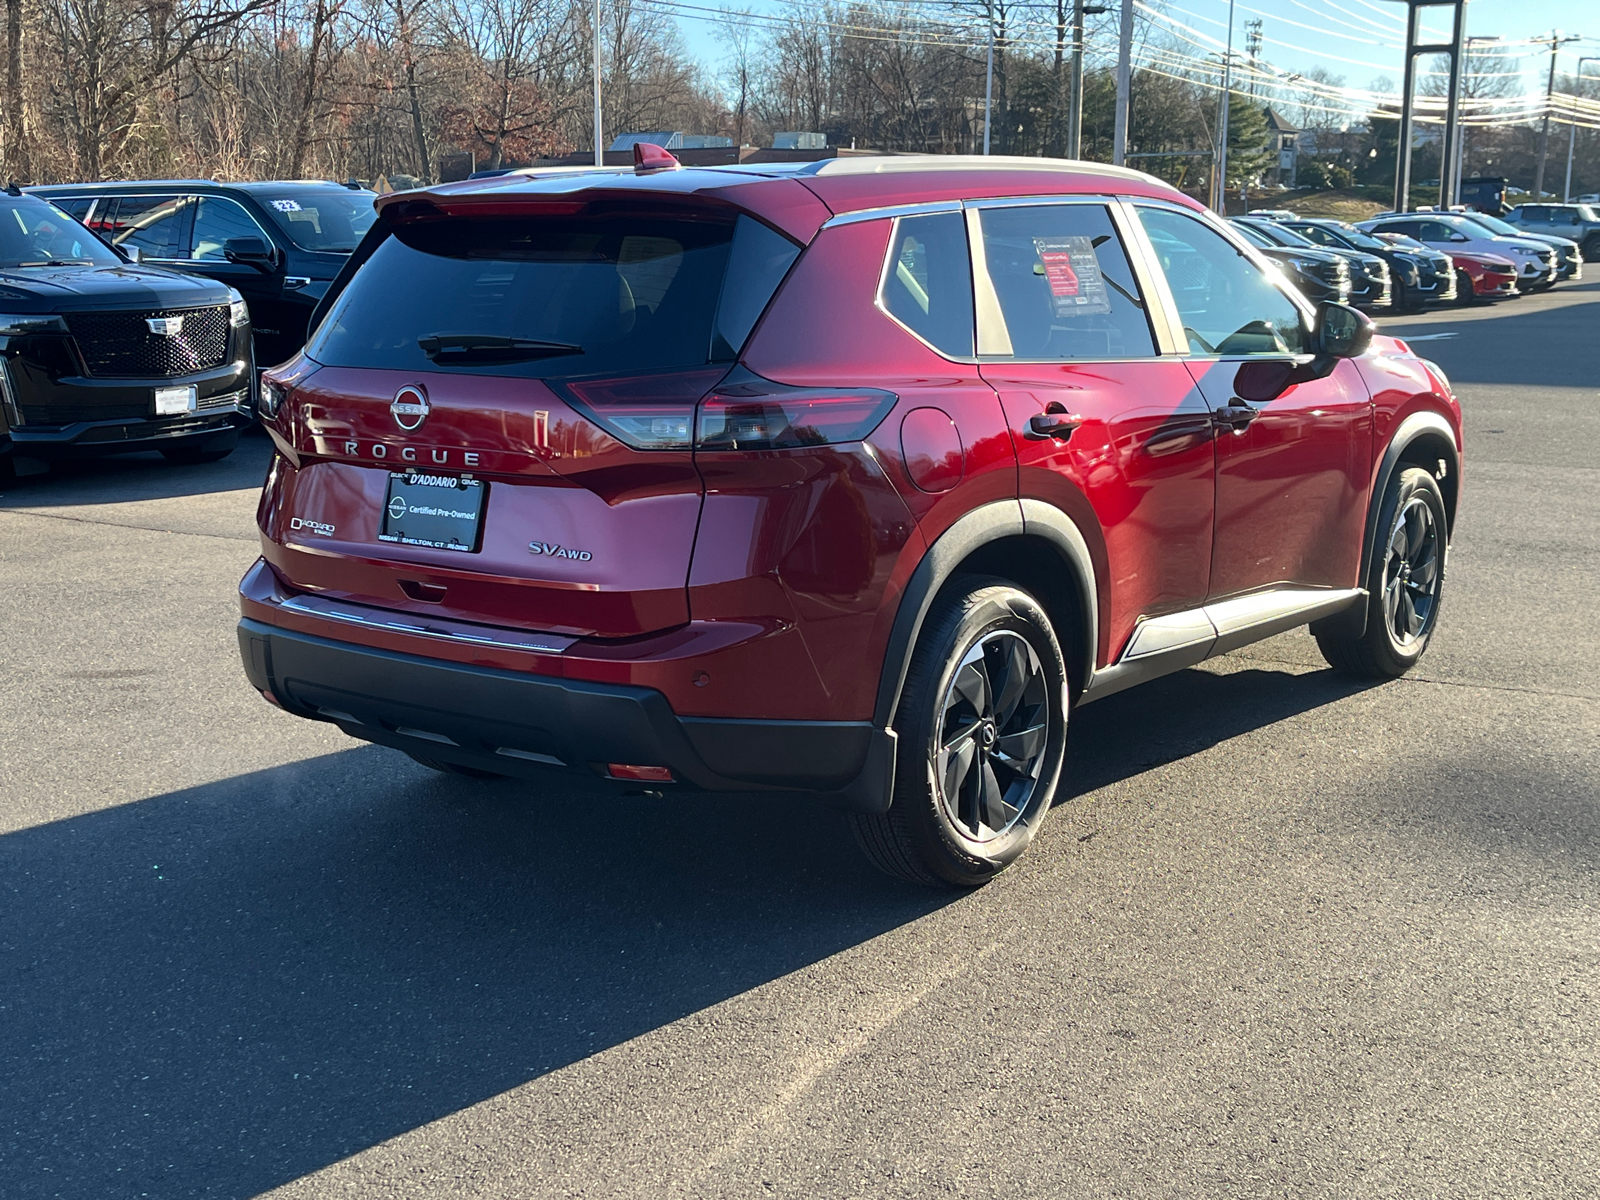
[391,385,430,431]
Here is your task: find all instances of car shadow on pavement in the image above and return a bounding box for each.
[0,427,273,508]
[1060,663,1380,800]
[1,664,1377,1199]
[0,745,951,1199]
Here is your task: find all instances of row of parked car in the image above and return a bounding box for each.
[0,174,1588,483]
[1234,201,1597,315]
[0,179,375,477]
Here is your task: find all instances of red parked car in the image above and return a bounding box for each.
[238,153,1463,887]
[1450,250,1519,303]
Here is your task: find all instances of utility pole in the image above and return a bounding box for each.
[1112,0,1133,165]
[1212,0,1236,213]
[1568,58,1600,204]
[1387,0,1467,214]
[983,27,995,154]
[1066,1,1108,159]
[1534,32,1581,200]
[592,0,603,166]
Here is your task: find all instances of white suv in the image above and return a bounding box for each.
[1359,213,1556,290]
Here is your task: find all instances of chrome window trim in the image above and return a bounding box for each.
[873,214,979,364]
[821,200,964,229]
[961,193,1117,212]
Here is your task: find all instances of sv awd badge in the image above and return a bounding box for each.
[529,540,592,562]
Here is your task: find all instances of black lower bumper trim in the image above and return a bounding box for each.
[238,619,891,806]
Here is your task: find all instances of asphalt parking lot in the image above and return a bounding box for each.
[2,281,1597,1199]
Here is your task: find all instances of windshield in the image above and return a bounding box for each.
[1323,222,1387,251]
[1377,233,1430,251]
[1459,212,1519,237]
[1253,221,1317,249]
[0,196,120,267]
[258,190,378,252]
[1232,223,1273,249]
[1579,205,1598,222]
[307,213,768,378]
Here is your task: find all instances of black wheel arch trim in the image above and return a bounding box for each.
[1314,408,1459,641]
[871,498,1099,732]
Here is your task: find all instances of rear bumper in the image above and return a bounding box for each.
[238,618,895,809]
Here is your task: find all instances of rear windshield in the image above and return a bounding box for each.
[258,190,378,252]
[307,212,796,377]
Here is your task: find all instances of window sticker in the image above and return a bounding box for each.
[1032,236,1111,316]
[271,199,303,212]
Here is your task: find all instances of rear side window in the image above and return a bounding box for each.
[712,215,801,359]
[978,203,1154,360]
[307,213,739,378]
[880,211,974,357]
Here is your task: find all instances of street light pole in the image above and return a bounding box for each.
[593,0,603,166]
[1565,58,1599,204]
[1214,0,1236,213]
[983,28,995,155]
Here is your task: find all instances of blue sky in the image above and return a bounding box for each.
[673,0,1599,104]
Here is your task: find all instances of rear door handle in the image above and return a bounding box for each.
[1026,413,1083,441]
[1212,400,1259,434]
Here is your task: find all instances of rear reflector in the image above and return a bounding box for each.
[607,764,674,782]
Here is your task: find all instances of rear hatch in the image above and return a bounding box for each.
[261,198,799,638]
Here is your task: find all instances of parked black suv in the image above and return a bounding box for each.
[1274,218,1456,311]
[30,179,376,369]
[1228,218,1351,305]
[0,191,253,478]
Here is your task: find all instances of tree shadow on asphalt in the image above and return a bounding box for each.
[0,428,273,508]
[0,663,1376,1199]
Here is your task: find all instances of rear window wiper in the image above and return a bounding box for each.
[418,333,583,363]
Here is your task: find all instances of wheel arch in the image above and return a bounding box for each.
[872,499,1099,730]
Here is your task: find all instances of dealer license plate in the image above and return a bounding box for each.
[379,472,486,553]
[154,385,196,415]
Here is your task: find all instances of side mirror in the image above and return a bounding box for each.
[224,236,278,273]
[118,245,142,264]
[1316,302,1374,359]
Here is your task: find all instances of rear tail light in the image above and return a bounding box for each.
[559,367,898,454]
[560,369,725,450]
[696,369,896,452]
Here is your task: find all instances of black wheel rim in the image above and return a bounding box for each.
[1382,495,1442,648]
[933,630,1050,843]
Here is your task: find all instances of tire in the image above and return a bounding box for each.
[1453,269,1479,306]
[1582,236,1600,264]
[160,430,239,465]
[1392,278,1422,314]
[850,578,1068,888]
[404,751,506,779]
[1316,466,1447,679]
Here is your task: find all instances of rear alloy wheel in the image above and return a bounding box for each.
[1454,269,1479,306]
[851,579,1068,887]
[1316,466,1447,679]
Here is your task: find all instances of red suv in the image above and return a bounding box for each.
[238,155,1462,887]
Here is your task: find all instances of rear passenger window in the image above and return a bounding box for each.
[711,215,801,360]
[880,211,974,358]
[976,203,1155,360]
[106,196,186,258]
